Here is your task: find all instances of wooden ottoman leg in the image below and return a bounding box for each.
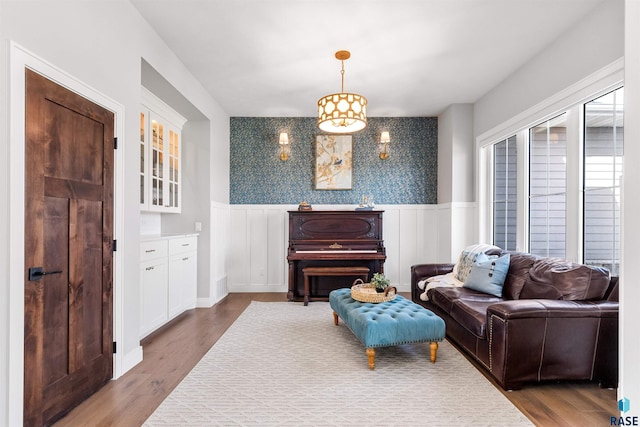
[333,311,339,326]
[429,342,438,363]
[366,348,376,370]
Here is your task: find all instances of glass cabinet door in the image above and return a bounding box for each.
[151,118,165,209]
[141,87,185,213]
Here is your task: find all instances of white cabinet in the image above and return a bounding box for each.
[168,236,198,318]
[140,88,186,213]
[140,235,198,338]
[140,239,169,337]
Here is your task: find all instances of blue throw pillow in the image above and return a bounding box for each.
[463,253,511,297]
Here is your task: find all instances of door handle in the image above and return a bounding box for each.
[28,267,63,281]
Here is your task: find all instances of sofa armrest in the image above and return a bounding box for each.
[410,264,454,303]
[486,299,618,389]
[411,263,455,283]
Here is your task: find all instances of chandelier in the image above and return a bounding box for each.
[317,50,368,133]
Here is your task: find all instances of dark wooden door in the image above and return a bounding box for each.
[24,69,115,426]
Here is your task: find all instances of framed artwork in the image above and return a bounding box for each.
[315,135,353,190]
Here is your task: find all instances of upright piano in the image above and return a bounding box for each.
[287,210,386,302]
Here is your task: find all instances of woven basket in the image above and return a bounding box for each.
[350,278,397,303]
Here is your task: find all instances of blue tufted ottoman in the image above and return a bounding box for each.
[329,288,446,369]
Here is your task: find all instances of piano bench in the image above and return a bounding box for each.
[302,266,370,306]
[329,288,446,370]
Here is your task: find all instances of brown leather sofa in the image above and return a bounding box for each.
[411,252,619,390]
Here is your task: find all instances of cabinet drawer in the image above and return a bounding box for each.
[140,240,168,262]
[169,236,197,255]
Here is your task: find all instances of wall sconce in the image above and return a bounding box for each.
[279,132,290,161]
[378,131,391,160]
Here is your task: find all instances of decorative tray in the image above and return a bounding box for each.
[350,279,397,303]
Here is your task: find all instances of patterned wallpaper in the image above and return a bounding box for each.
[230,117,437,204]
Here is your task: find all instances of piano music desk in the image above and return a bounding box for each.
[301,266,369,306]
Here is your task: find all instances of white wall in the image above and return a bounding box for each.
[438,104,478,258]
[438,110,454,204]
[207,201,231,306]
[162,120,212,303]
[473,0,624,138]
[621,0,640,414]
[0,1,230,425]
[438,104,475,204]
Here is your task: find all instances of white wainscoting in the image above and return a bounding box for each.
[200,201,231,307]
[226,204,477,293]
[439,202,480,263]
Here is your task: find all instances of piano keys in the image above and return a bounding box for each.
[287,210,386,302]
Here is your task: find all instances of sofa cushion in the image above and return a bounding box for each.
[520,258,611,301]
[427,286,493,313]
[463,253,510,297]
[502,252,538,300]
[427,287,462,314]
[449,299,498,338]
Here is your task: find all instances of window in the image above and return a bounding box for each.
[493,136,517,250]
[479,60,623,267]
[486,85,624,273]
[529,114,567,258]
[583,87,624,275]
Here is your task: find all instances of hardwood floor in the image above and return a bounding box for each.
[54,293,617,427]
[451,340,619,427]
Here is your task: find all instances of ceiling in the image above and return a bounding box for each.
[131,0,604,118]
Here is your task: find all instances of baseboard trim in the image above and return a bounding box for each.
[196,296,215,308]
[115,345,143,379]
[227,284,410,293]
[229,284,288,293]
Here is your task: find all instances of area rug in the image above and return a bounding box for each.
[143,301,533,426]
